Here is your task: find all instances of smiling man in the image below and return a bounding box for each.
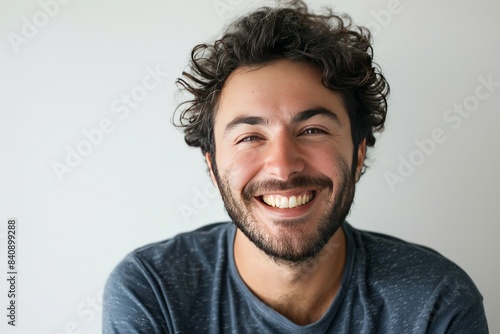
[103,1,488,333]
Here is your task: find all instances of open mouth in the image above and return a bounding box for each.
[258,191,316,209]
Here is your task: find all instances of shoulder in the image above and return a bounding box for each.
[345,222,471,281]
[343,222,485,308]
[103,222,234,333]
[342,223,487,332]
[110,222,233,281]
[343,222,487,332]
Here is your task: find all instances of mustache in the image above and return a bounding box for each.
[242,175,333,201]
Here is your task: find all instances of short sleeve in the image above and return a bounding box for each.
[425,273,489,334]
[102,254,170,334]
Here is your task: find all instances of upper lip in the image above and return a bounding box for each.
[254,188,317,198]
[256,190,317,207]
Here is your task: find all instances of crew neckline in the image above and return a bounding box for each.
[226,222,356,332]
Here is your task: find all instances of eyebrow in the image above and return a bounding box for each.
[224,116,268,136]
[223,107,341,136]
[292,108,341,125]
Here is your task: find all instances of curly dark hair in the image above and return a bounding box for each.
[174,0,389,175]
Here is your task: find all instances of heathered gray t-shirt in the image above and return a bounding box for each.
[103,222,488,333]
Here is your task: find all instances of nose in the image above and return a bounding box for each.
[263,132,306,180]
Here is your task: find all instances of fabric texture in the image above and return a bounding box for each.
[103,222,488,333]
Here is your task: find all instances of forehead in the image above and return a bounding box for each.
[215,60,348,126]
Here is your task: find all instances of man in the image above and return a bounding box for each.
[103,1,488,332]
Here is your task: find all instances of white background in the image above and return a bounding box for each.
[1,0,499,333]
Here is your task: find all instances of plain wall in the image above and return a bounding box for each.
[1,0,498,332]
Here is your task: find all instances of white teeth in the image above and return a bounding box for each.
[262,193,313,209]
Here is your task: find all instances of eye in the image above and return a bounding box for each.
[237,135,262,144]
[301,127,327,135]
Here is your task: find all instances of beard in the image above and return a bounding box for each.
[213,157,357,265]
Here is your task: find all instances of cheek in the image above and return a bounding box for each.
[306,146,352,180]
[216,148,263,190]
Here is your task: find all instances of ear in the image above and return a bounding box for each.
[355,138,367,182]
[205,152,219,190]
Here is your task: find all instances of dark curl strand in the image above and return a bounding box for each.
[173,0,389,175]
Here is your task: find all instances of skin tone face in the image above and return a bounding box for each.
[206,59,366,324]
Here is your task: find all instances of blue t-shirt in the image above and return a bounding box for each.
[103,222,488,333]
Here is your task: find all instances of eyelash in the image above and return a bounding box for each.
[236,128,328,144]
[237,135,262,144]
[301,128,327,135]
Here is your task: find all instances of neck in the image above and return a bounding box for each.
[233,227,346,325]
